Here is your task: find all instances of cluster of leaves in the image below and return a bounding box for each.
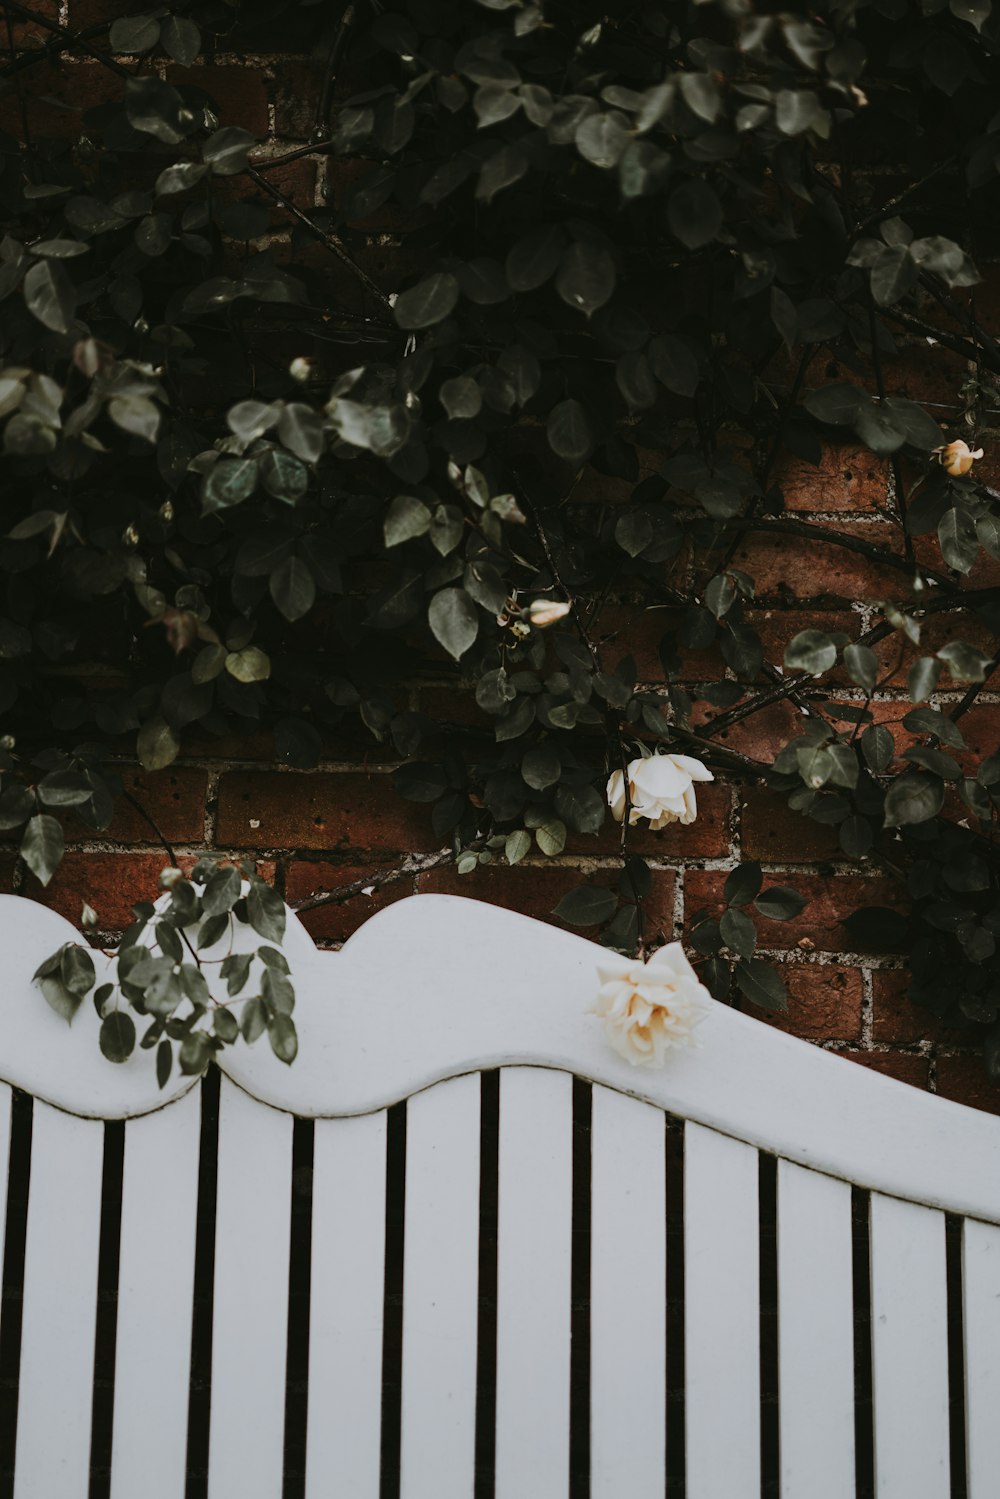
[33,860,296,1086]
[4,0,1000,1070]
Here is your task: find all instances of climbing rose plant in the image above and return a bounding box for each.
[6,0,1000,1077]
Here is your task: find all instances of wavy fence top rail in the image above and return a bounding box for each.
[1,891,998,1221]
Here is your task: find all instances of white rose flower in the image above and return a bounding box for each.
[607,752,714,829]
[524,598,572,627]
[590,943,708,1066]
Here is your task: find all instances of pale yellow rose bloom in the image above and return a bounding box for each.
[591,943,708,1066]
[607,753,714,829]
[934,439,984,476]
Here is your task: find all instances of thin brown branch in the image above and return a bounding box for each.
[741,517,952,588]
[291,846,458,912]
[0,0,130,76]
[243,164,394,313]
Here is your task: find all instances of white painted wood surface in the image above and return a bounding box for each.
[399,1073,481,1499]
[15,1104,104,1499]
[869,1194,950,1498]
[305,1111,388,1499]
[0,892,998,1499]
[207,1077,293,1499]
[777,1160,855,1499]
[685,1122,760,1499]
[3,893,1000,1221]
[963,1217,1000,1498]
[111,1089,202,1499]
[590,1085,666,1498]
[495,1067,573,1499]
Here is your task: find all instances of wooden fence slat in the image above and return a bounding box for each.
[590,1084,666,1498]
[776,1160,855,1498]
[110,1091,201,1499]
[304,1111,388,1499]
[870,1193,949,1498]
[494,1068,573,1499]
[962,1218,1000,1498]
[684,1122,760,1499]
[400,1074,481,1499]
[14,1104,104,1499]
[207,1078,293,1499]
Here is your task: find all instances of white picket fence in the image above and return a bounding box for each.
[1,890,998,1497]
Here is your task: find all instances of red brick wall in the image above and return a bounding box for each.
[6,9,1000,1114]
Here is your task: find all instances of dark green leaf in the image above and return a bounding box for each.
[735,959,788,1012]
[428,587,479,659]
[553,885,617,927]
[21,813,64,885]
[100,1011,136,1064]
[754,886,808,920]
[394,273,460,330]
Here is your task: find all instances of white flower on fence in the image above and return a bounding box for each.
[591,943,708,1067]
[607,752,714,829]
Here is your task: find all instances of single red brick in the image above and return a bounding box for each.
[284,860,410,941]
[232,157,318,208]
[0,59,123,140]
[745,607,860,683]
[840,1051,930,1089]
[1,0,59,47]
[419,863,676,940]
[740,788,842,862]
[567,779,733,860]
[595,602,727,683]
[166,65,268,136]
[870,968,968,1045]
[935,1056,1000,1116]
[727,522,911,603]
[271,59,325,138]
[697,694,801,764]
[737,962,863,1042]
[881,344,968,411]
[66,766,208,846]
[683,869,905,953]
[774,445,888,514]
[215,771,436,851]
[27,851,170,930]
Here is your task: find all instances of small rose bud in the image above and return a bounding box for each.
[160,499,174,523]
[122,523,140,547]
[0,735,14,751]
[81,901,98,930]
[524,598,572,627]
[289,357,312,383]
[933,439,984,476]
[159,867,184,890]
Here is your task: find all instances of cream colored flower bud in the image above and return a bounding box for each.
[934,439,984,476]
[607,752,714,830]
[590,943,708,1067]
[525,598,572,627]
[289,357,312,383]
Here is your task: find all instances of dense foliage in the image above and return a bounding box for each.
[5,0,1000,1073]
